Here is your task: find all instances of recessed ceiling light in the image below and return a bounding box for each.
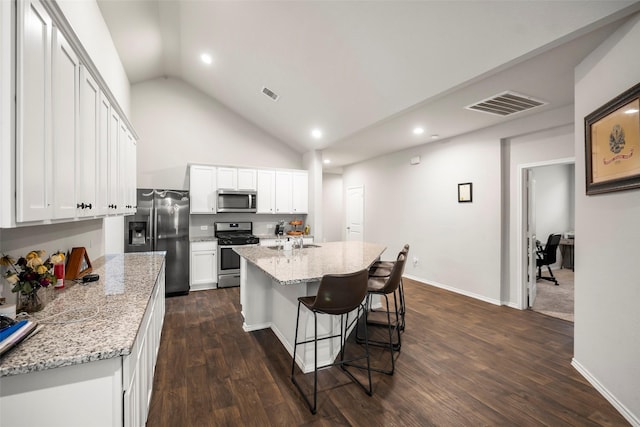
[200,53,213,65]
[625,108,639,114]
[323,159,331,164]
[413,127,424,135]
[311,129,323,139]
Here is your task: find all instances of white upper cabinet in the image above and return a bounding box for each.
[256,169,275,214]
[190,165,217,213]
[237,168,257,191]
[292,171,308,214]
[95,92,110,216]
[77,65,99,217]
[8,0,137,226]
[217,167,257,191]
[275,170,293,214]
[16,0,53,222]
[51,25,79,219]
[217,167,237,190]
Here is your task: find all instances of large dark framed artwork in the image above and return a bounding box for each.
[585,82,640,195]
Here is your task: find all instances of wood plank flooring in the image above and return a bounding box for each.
[146,278,629,426]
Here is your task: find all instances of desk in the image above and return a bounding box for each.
[559,238,574,271]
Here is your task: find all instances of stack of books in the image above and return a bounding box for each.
[0,316,38,357]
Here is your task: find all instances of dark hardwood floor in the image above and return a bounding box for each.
[146,278,629,426]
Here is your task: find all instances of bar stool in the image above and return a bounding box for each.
[290,269,373,414]
[369,244,409,331]
[359,254,406,375]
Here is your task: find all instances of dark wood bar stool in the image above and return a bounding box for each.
[359,253,406,375]
[290,269,373,414]
[368,244,409,331]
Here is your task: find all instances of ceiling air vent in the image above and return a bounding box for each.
[465,91,547,116]
[261,86,279,101]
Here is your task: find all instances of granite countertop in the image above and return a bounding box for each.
[0,252,166,377]
[190,236,217,242]
[234,241,385,285]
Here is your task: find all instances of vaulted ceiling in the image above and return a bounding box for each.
[97,1,640,168]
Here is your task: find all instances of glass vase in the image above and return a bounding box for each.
[17,290,44,314]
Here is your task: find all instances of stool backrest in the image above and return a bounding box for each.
[311,269,369,315]
[380,254,407,295]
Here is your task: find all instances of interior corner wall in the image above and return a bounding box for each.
[303,150,323,242]
[573,13,640,424]
[322,173,343,242]
[131,77,302,190]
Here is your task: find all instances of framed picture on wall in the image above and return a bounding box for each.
[458,182,472,203]
[585,82,640,195]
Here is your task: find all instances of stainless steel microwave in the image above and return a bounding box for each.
[216,190,257,213]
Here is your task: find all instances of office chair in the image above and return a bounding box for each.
[536,234,562,285]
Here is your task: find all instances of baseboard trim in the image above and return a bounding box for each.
[571,358,639,426]
[404,274,502,306]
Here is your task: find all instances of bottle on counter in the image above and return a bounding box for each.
[304,225,310,235]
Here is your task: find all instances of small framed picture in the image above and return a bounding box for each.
[458,182,472,203]
[585,82,640,195]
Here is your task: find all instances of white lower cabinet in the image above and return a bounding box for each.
[190,241,218,290]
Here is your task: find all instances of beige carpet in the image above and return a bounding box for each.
[532,268,574,322]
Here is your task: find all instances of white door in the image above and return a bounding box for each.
[190,165,216,213]
[346,186,364,241]
[527,169,537,308]
[256,169,275,213]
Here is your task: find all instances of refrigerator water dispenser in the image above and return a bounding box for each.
[129,222,147,245]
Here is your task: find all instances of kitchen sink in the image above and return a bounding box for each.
[265,244,321,250]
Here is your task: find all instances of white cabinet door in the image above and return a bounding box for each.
[237,168,257,191]
[117,121,129,214]
[107,108,120,214]
[256,169,275,214]
[275,170,293,214]
[292,171,308,214]
[51,26,79,219]
[77,65,99,217]
[16,0,53,222]
[190,165,217,213]
[217,167,237,190]
[95,92,110,216]
[126,131,137,213]
[190,242,217,286]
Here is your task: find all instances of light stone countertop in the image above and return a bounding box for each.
[0,252,166,377]
[234,241,386,285]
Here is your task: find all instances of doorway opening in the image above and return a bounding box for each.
[519,158,575,322]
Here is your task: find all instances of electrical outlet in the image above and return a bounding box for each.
[200,225,208,231]
[413,256,419,267]
[266,224,274,229]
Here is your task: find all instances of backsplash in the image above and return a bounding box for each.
[189,213,308,239]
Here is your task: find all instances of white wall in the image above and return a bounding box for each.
[505,121,575,304]
[573,13,640,424]
[342,123,504,304]
[322,173,343,242]
[132,77,302,190]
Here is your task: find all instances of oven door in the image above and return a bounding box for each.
[218,244,255,288]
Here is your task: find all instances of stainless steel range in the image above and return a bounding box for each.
[215,222,259,288]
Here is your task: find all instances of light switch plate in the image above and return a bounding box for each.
[200,225,208,230]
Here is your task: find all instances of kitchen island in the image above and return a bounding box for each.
[235,241,385,373]
[0,252,166,427]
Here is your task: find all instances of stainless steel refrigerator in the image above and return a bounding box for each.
[124,189,190,296]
